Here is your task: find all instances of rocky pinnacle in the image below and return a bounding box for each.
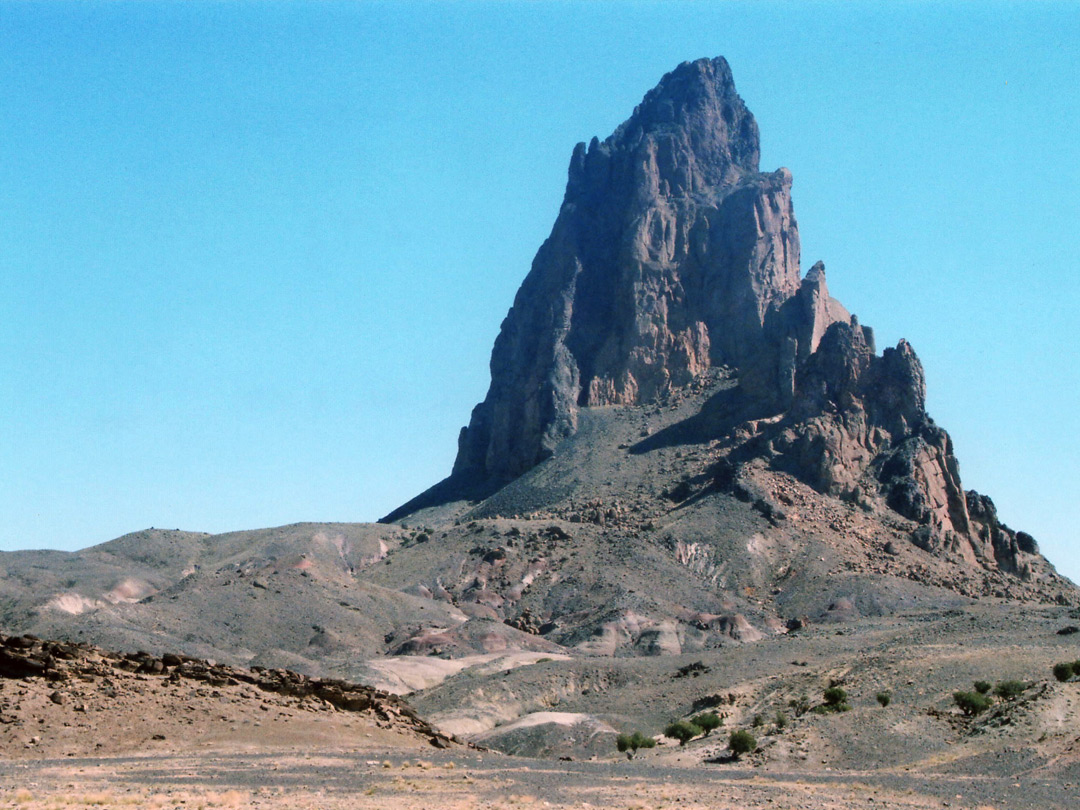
[390,57,1038,577]
[454,57,805,481]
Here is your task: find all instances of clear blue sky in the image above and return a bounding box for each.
[1,2,1077,580]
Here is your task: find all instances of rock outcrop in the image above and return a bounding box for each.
[392,56,1043,580]
[0,632,456,748]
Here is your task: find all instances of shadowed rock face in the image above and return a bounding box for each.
[396,56,1037,578]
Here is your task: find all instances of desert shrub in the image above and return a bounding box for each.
[751,713,764,728]
[876,691,892,707]
[1054,663,1074,682]
[664,720,703,746]
[953,691,992,717]
[616,731,655,757]
[973,680,992,695]
[994,680,1025,699]
[788,695,811,717]
[728,729,757,758]
[691,712,722,735]
[1073,661,1080,677]
[774,711,788,730]
[810,686,852,713]
[823,686,847,706]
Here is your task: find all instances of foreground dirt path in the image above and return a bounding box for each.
[2,748,1076,810]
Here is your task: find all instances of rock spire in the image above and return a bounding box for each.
[454,57,809,482]
[391,56,1038,577]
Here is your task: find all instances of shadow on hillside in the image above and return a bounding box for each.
[703,752,744,764]
[630,382,780,455]
[379,473,503,524]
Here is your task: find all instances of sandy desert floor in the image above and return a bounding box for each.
[3,745,1078,810]
[6,609,1080,809]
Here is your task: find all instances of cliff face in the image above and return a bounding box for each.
[419,57,1034,577]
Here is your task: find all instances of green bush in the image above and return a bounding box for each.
[994,680,1025,699]
[1073,661,1080,677]
[691,712,722,736]
[953,691,992,717]
[616,731,656,757]
[774,711,788,731]
[728,729,757,758]
[810,686,852,713]
[876,691,891,707]
[973,680,991,695]
[1054,663,1074,682]
[664,720,703,746]
[751,713,764,728]
[823,686,847,706]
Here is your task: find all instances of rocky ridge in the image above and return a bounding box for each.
[0,631,455,756]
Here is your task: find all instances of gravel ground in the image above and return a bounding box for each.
[2,747,1076,810]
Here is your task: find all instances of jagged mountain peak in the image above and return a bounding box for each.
[434,56,806,489]
[386,56,1064,601]
[568,56,760,205]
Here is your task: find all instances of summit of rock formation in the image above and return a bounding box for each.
[387,57,1048,584]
